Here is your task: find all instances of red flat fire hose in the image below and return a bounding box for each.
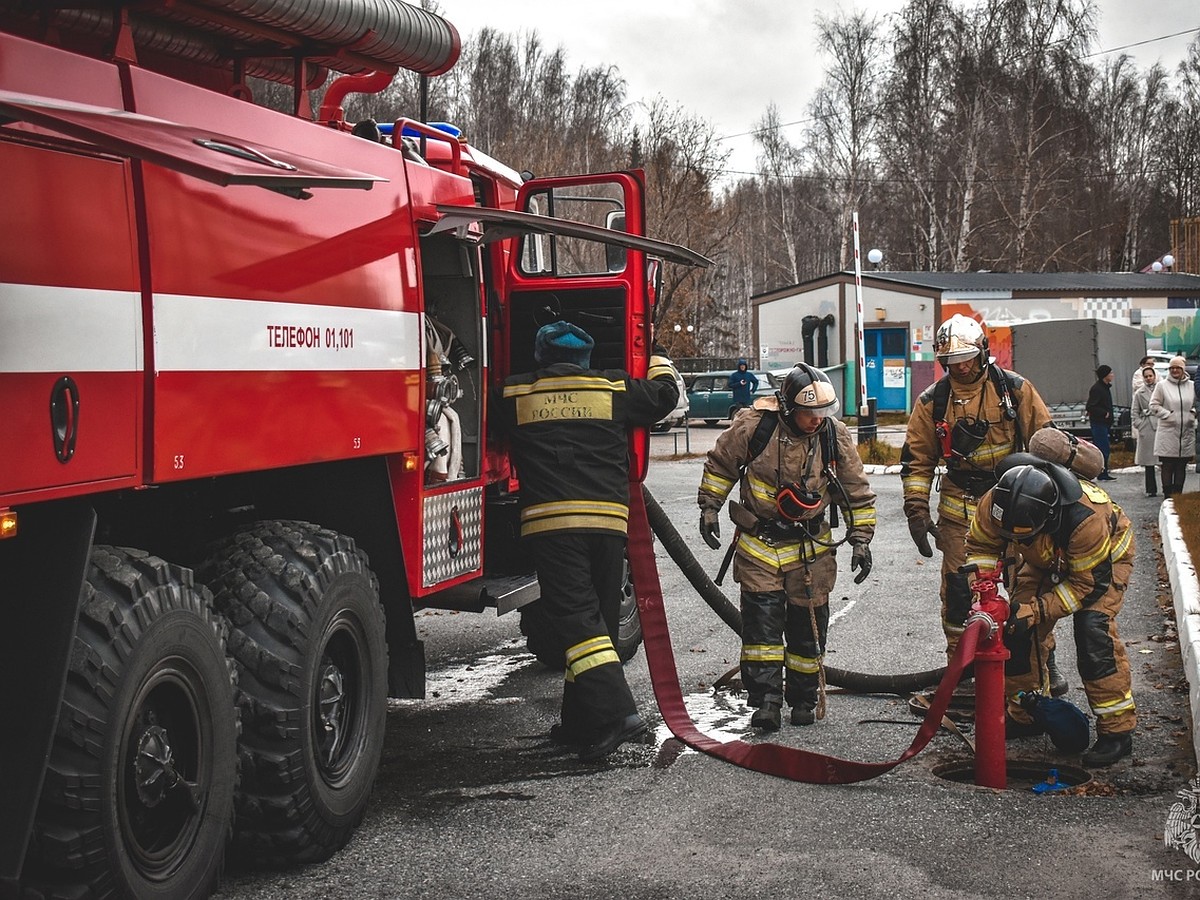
[626,488,983,783]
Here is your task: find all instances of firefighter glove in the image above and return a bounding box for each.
[907,515,939,558]
[700,508,722,550]
[945,571,973,625]
[850,543,872,584]
[1005,600,1038,638]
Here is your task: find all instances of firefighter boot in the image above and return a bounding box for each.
[790,706,816,726]
[751,703,782,731]
[783,602,827,729]
[1082,732,1133,766]
[548,723,582,747]
[577,713,649,762]
[1047,648,1069,697]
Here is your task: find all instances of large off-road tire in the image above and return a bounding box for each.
[520,556,643,669]
[24,546,238,900]
[199,521,387,867]
[615,561,644,663]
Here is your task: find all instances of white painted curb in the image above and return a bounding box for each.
[1160,498,1200,771]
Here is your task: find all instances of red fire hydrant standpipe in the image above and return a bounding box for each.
[627,489,1002,785]
[961,562,1012,789]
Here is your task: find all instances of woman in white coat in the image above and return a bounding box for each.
[1150,356,1197,496]
[1131,355,1154,396]
[1132,365,1159,496]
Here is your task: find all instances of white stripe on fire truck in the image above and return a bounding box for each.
[0,283,143,372]
[3,285,426,373]
[153,293,421,371]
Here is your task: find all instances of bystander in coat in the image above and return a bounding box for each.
[1131,355,1154,396]
[1086,364,1116,480]
[1131,365,1159,496]
[727,359,759,412]
[1150,356,1197,496]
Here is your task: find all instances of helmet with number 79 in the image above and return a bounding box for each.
[779,363,840,419]
[934,314,989,369]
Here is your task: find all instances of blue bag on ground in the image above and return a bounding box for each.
[1023,693,1090,754]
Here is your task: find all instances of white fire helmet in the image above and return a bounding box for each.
[779,363,840,418]
[934,314,989,368]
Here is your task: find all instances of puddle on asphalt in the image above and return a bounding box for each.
[651,690,759,767]
[389,644,749,765]
[389,642,531,708]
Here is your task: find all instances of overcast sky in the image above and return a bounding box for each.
[440,0,1200,181]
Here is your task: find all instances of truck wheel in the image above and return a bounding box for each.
[615,559,643,663]
[25,547,238,900]
[519,556,643,669]
[199,521,386,867]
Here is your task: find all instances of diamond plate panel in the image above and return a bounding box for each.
[422,487,483,586]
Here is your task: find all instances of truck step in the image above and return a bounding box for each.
[424,572,540,614]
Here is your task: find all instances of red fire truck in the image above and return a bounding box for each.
[0,3,706,896]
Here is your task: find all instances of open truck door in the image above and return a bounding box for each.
[433,170,709,482]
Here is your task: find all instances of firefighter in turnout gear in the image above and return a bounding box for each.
[495,321,680,761]
[697,364,876,730]
[900,314,1055,666]
[964,458,1137,766]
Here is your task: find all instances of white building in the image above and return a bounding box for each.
[753,271,1200,413]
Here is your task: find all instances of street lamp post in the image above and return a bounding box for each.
[672,322,694,357]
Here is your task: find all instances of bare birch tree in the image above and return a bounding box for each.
[879,0,957,269]
[986,0,1095,270]
[806,11,885,269]
[752,103,805,285]
[634,99,736,355]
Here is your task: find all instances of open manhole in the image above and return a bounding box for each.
[933,759,1092,792]
[909,693,975,722]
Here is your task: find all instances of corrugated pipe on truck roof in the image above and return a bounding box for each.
[191,0,461,76]
[41,8,330,88]
[20,1,460,83]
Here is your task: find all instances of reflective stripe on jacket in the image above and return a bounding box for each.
[900,369,1051,522]
[965,480,1134,622]
[698,408,876,578]
[497,362,679,537]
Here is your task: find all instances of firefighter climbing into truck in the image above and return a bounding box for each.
[0,2,709,897]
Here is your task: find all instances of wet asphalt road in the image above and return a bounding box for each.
[214,425,1200,900]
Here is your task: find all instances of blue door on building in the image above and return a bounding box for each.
[864,327,909,412]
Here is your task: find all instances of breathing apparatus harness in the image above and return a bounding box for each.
[714,409,859,584]
[932,363,1023,495]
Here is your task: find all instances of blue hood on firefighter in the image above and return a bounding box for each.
[535,320,594,368]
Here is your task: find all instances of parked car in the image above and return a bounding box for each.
[686,370,777,424]
[653,357,689,433]
[1146,349,1199,380]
